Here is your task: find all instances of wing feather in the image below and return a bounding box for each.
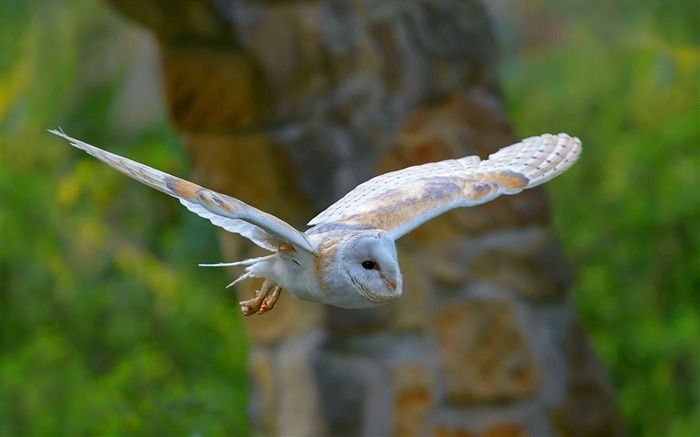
[308,133,581,239]
[51,129,313,253]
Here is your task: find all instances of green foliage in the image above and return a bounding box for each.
[497,1,699,435]
[1,2,248,435]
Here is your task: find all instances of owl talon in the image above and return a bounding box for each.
[239,301,259,316]
[239,280,279,316]
[257,286,282,315]
[239,293,265,316]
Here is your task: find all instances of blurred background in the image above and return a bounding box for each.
[1,0,697,436]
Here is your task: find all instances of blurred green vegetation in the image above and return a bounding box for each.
[1,1,248,435]
[496,1,699,435]
[1,1,698,436]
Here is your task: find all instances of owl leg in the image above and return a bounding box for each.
[240,279,276,316]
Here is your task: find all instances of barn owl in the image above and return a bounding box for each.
[50,129,581,316]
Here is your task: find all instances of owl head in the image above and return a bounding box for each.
[338,230,403,306]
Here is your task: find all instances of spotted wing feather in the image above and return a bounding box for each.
[51,129,313,253]
[309,133,581,239]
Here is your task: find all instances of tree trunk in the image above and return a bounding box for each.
[108,1,624,435]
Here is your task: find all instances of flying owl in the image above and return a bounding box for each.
[50,129,581,316]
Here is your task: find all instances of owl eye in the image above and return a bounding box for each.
[361,260,376,270]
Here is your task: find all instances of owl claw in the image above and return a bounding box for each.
[239,300,259,316]
[258,286,281,315]
[239,280,282,316]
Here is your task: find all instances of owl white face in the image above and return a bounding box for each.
[340,231,403,306]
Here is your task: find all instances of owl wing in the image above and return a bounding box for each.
[51,129,313,253]
[308,133,581,240]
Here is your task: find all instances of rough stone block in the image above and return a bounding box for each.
[468,228,572,301]
[275,333,326,436]
[248,347,276,433]
[434,299,539,404]
[549,320,625,436]
[184,132,310,223]
[393,363,435,436]
[432,422,527,437]
[161,45,265,131]
[389,249,432,331]
[324,305,395,336]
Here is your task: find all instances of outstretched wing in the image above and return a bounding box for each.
[308,133,581,239]
[51,129,313,253]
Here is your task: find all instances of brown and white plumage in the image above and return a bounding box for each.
[51,129,581,315]
[309,133,581,239]
[49,129,312,254]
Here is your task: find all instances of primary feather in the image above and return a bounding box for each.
[308,133,581,239]
[50,129,313,253]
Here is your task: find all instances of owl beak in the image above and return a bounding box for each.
[381,274,397,291]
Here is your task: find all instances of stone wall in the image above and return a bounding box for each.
[108,1,624,435]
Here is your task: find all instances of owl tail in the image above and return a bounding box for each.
[199,255,274,289]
